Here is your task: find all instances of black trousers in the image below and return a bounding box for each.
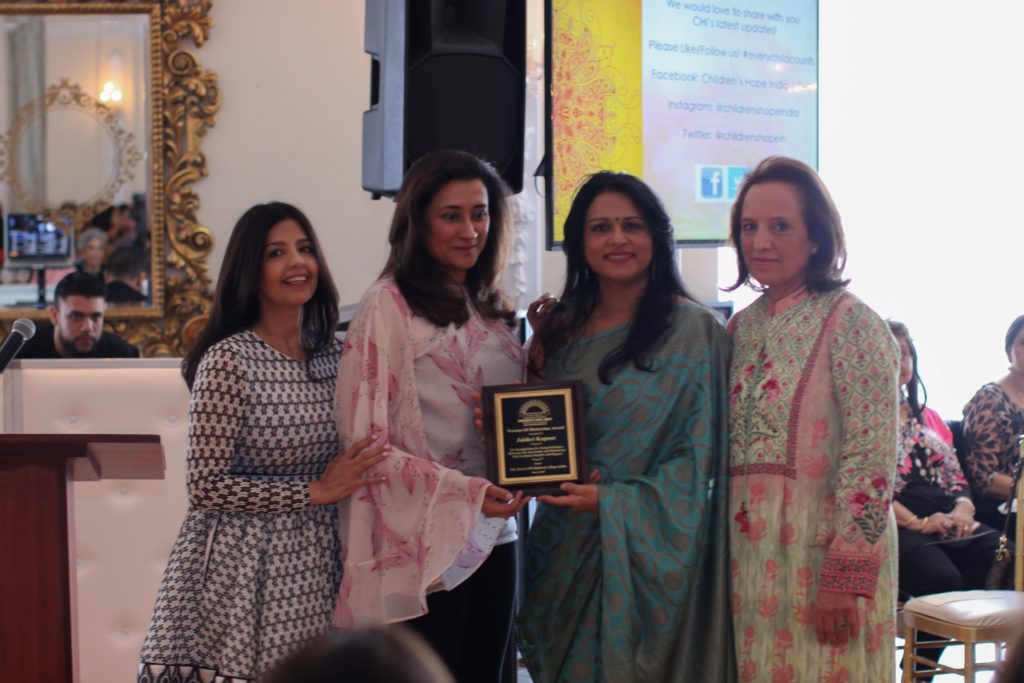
[899,527,1002,595]
[975,494,1015,541]
[404,541,517,683]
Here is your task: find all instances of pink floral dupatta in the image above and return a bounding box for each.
[332,277,520,627]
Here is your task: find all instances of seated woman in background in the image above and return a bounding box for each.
[888,321,1002,674]
[963,314,1024,531]
[518,172,735,682]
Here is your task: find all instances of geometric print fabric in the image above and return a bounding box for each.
[139,331,343,681]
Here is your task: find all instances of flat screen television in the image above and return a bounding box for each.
[4,212,75,268]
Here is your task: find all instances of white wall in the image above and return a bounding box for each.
[815,0,1024,417]
[198,0,395,307]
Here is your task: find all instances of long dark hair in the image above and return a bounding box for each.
[382,150,515,327]
[888,320,927,421]
[182,202,339,389]
[538,171,691,384]
[724,156,849,293]
[1006,314,1024,356]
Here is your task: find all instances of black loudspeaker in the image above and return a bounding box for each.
[362,0,526,197]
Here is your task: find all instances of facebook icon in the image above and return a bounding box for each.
[700,166,724,199]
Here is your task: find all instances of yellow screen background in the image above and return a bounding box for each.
[551,0,643,243]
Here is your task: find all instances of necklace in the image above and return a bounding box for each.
[902,418,938,483]
[252,326,305,360]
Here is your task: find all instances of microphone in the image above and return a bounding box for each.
[0,318,37,375]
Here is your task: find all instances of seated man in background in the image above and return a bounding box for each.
[104,247,148,305]
[20,272,140,359]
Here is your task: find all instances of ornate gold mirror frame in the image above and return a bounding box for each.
[0,0,218,356]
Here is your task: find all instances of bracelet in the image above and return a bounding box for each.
[916,515,930,531]
[900,515,919,528]
[954,497,976,514]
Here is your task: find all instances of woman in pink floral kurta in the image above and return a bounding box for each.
[724,157,899,682]
[333,151,527,683]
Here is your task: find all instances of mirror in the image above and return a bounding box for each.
[6,79,144,208]
[0,2,219,356]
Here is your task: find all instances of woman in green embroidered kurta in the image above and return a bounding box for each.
[725,157,899,682]
[519,173,735,682]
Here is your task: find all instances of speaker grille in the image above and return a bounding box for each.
[406,55,521,183]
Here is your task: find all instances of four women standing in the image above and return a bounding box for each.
[143,152,1019,681]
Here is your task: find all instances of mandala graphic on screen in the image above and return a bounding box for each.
[551,1,641,239]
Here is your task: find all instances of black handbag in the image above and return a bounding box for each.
[984,440,1023,590]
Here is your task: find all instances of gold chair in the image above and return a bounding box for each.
[901,460,1024,682]
[902,591,1024,681]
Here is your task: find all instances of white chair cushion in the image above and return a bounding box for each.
[904,590,1024,629]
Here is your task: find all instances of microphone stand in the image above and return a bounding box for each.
[34,267,46,309]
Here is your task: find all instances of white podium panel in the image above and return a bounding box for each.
[3,359,190,683]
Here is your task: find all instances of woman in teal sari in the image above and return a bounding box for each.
[520,172,735,682]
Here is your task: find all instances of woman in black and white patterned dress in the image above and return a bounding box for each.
[138,203,387,682]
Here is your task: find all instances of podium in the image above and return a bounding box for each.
[0,434,165,683]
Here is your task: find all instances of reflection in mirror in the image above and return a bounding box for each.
[28,105,116,201]
[0,12,151,310]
